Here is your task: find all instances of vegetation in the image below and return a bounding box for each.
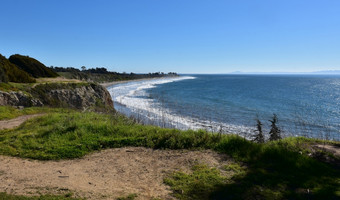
[269,114,282,141]
[0,106,63,120]
[252,118,264,143]
[9,54,58,78]
[164,164,229,200]
[0,107,338,199]
[52,66,178,83]
[0,54,36,83]
[0,64,8,83]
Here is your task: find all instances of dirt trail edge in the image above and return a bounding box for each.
[0,147,229,200]
[0,114,46,130]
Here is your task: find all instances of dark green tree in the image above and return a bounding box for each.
[9,54,58,78]
[253,118,265,143]
[0,54,35,83]
[269,114,282,141]
[0,65,8,83]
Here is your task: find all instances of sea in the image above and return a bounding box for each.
[107,74,340,141]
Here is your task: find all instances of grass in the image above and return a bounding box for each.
[164,164,231,200]
[0,192,80,200]
[0,106,67,120]
[0,107,339,199]
[0,82,34,93]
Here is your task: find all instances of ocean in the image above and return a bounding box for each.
[107,74,340,141]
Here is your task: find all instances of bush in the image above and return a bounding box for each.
[9,54,58,78]
[0,54,35,83]
[0,65,8,83]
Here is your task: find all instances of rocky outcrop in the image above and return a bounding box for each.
[0,83,113,110]
[0,91,43,107]
[45,84,113,109]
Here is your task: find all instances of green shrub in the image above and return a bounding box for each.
[9,54,58,78]
[0,65,8,83]
[0,54,35,83]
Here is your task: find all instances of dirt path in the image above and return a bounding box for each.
[0,114,46,130]
[0,147,229,199]
[314,144,340,157]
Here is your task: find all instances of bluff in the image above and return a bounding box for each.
[0,82,113,110]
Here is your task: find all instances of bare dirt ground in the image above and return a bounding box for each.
[0,147,229,200]
[0,114,46,130]
[314,144,340,157]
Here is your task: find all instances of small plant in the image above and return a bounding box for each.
[253,118,265,143]
[269,114,281,141]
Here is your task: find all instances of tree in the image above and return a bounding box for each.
[81,66,86,71]
[269,114,282,141]
[253,118,265,143]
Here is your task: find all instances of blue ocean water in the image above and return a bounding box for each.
[107,75,340,140]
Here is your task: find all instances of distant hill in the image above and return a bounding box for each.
[0,54,36,83]
[52,66,178,83]
[9,54,58,78]
[312,70,340,74]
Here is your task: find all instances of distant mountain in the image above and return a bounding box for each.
[312,70,340,74]
[9,54,58,78]
[230,70,340,74]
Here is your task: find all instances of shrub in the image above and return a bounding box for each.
[0,65,8,83]
[0,54,35,83]
[9,54,58,78]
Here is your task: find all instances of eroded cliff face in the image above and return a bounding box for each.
[0,91,43,107]
[45,83,114,109]
[0,83,113,110]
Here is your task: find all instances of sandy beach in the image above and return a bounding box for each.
[100,77,177,88]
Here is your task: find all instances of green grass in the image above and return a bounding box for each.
[0,106,68,120]
[0,192,80,200]
[0,107,339,199]
[164,165,230,200]
[0,82,34,93]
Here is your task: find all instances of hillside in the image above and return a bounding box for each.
[53,66,178,83]
[0,107,339,199]
[9,54,58,78]
[0,54,36,83]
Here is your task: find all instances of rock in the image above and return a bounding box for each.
[0,91,43,107]
[44,83,113,109]
[0,83,113,110]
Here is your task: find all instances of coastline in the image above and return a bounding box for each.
[100,77,178,88]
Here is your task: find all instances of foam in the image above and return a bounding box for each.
[107,76,254,136]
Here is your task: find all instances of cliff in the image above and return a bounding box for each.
[0,82,113,110]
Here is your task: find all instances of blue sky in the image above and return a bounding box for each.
[1,0,340,73]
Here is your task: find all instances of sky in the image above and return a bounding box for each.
[1,0,340,74]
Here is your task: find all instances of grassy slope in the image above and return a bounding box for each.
[0,106,65,120]
[0,107,339,199]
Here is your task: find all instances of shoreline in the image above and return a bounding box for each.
[100,76,179,88]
